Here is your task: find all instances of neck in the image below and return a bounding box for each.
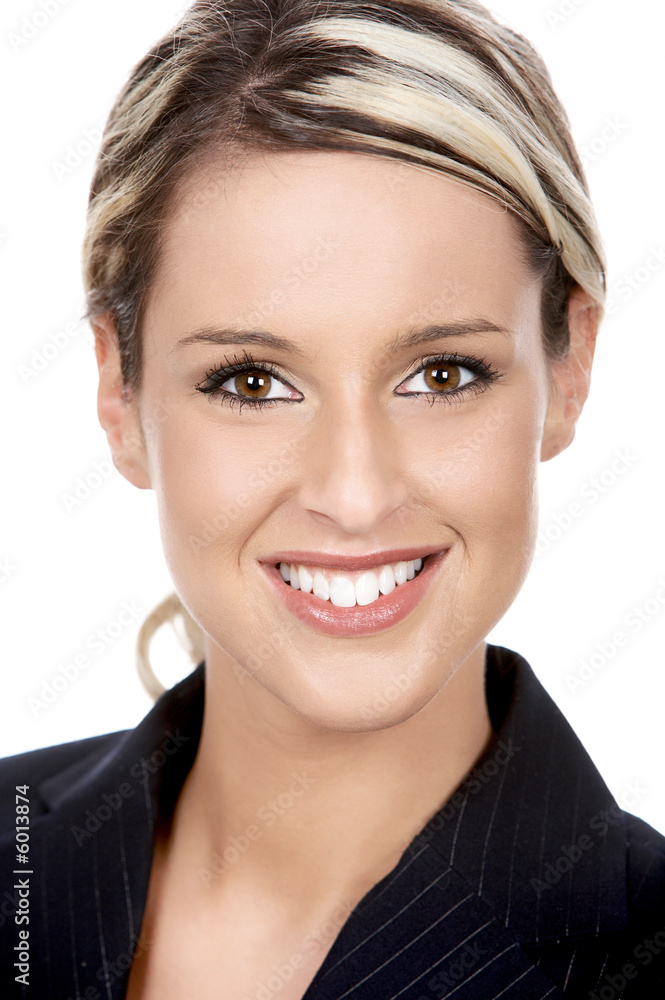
[167,641,492,913]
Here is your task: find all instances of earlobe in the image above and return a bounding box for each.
[93,313,152,491]
[540,286,600,463]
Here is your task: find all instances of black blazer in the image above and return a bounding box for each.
[2,644,665,999]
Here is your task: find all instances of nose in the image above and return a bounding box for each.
[296,393,410,535]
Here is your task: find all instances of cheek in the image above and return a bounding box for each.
[411,393,543,586]
[466,418,540,553]
[148,407,295,580]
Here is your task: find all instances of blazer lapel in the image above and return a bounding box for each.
[300,645,628,998]
[300,841,565,998]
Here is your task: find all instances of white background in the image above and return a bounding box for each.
[1,0,664,833]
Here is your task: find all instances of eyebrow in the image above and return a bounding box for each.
[172,319,510,357]
[173,328,308,357]
[384,319,510,354]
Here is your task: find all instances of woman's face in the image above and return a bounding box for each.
[103,150,588,731]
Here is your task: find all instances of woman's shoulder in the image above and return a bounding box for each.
[521,809,665,995]
[0,730,128,832]
[0,664,205,842]
[624,808,665,915]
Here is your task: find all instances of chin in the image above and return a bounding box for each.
[289,695,432,735]
[266,657,454,735]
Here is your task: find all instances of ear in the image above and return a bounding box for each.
[540,285,599,462]
[93,313,152,490]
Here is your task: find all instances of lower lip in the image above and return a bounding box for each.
[259,550,449,637]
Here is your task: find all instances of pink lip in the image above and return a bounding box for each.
[259,544,446,572]
[258,548,449,637]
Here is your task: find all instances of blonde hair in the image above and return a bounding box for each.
[81,0,607,697]
[135,593,206,699]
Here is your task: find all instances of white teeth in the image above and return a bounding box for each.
[278,556,427,607]
[298,565,313,594]
[378,564,396,595]
[329,576,356,608]
[312,571,330,601]
[355,570,380,606]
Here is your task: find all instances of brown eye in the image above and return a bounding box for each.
[234,370,273,398]
[423,365,461,392]
[399,362,473,396]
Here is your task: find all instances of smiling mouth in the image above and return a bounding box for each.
[276,556,428,609]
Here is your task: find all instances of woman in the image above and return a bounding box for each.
[1,0,664,997]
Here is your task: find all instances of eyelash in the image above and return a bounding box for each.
[196,352,290,413]
[194,349,502,412]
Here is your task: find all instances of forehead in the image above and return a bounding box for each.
[146,149,538,342]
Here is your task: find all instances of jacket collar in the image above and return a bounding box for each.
[31,644,627,998]
[299,645,628,998]
[419,643,628,945]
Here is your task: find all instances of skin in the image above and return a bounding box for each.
[94,150,598,997]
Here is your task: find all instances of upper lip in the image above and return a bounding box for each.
[260,544,447,571]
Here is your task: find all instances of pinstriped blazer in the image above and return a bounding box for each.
[2,644,665,999]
